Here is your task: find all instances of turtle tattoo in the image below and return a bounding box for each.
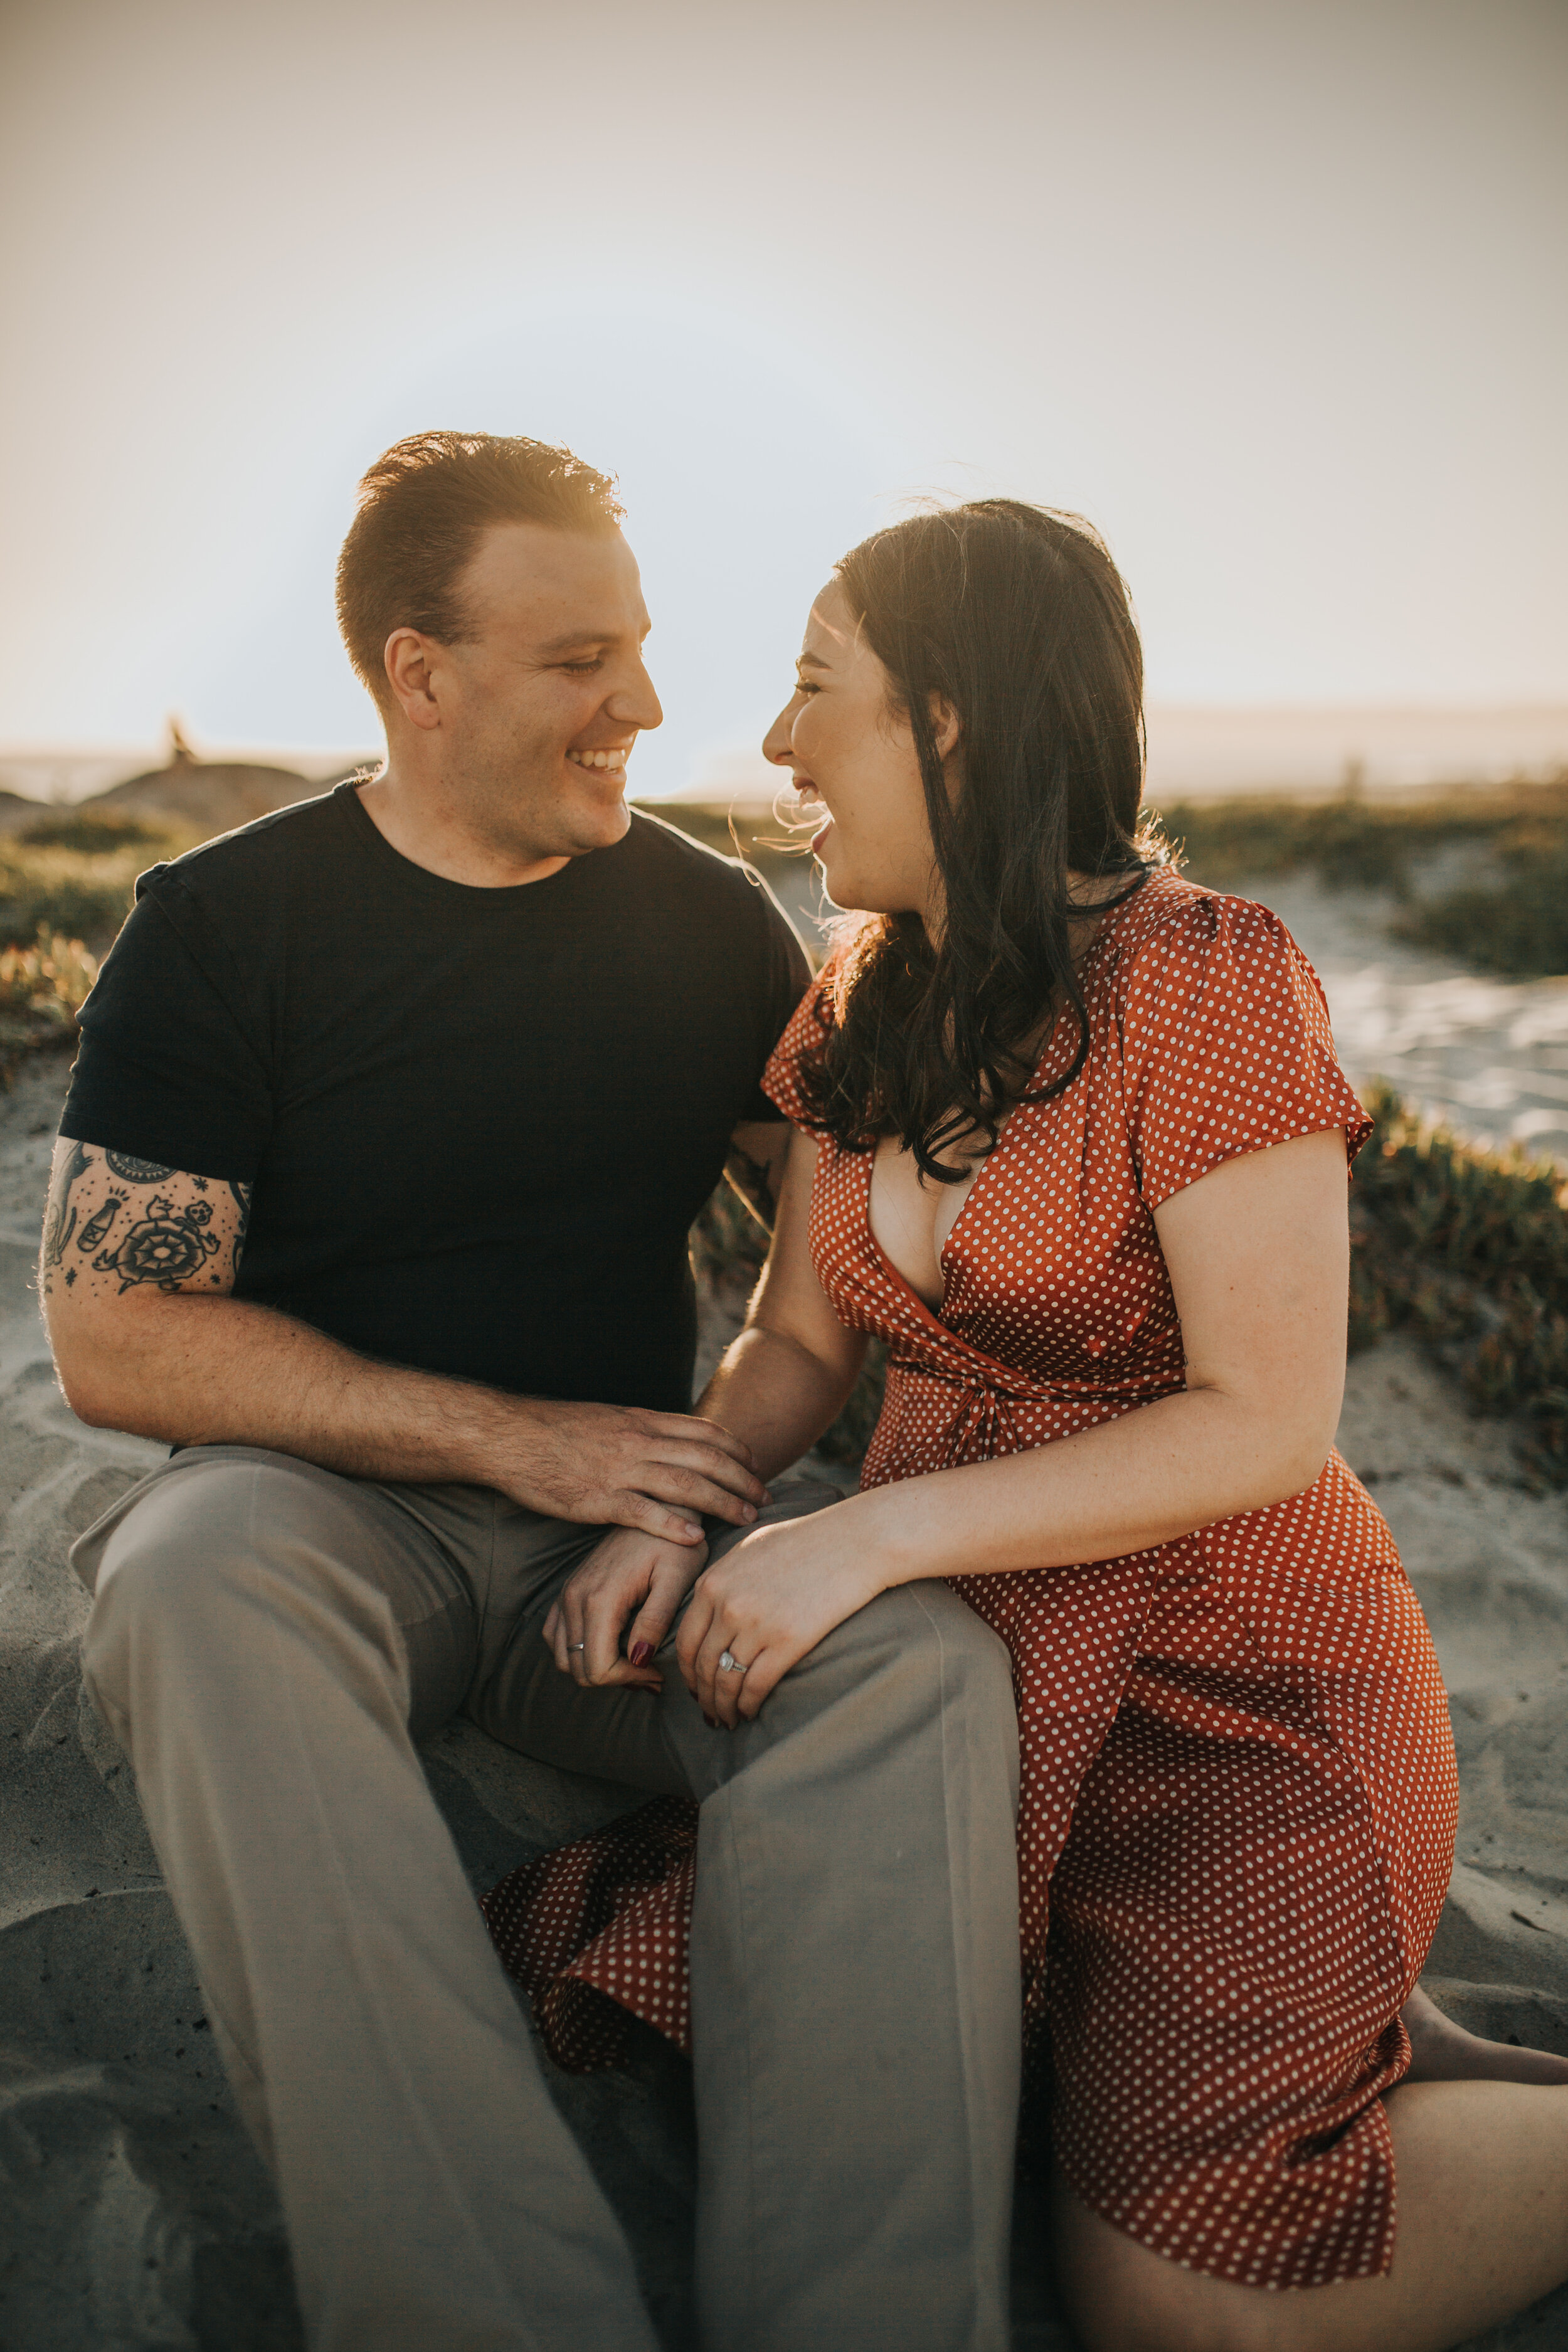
[93,1195,221,1293]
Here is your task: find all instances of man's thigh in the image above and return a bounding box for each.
[470,1478,897,1797]
[73,1444,496,1741]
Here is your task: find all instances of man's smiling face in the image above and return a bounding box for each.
[418,521,663,862]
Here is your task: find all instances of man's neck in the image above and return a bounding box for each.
[356,761,571,889]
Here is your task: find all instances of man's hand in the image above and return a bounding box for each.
[542,1525,709,1690]
[492,1403,765,1542]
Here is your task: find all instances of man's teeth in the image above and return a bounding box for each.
[568,749,627,770]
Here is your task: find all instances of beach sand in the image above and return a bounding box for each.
[3,1049,1565,2350]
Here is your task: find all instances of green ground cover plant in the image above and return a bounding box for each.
[0,812,194,956]
[1350,1084,1568,1485]
[0,931,102,1079]
[1152,775,1568,977]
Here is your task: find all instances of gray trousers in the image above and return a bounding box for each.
[73,1446,1022,2352]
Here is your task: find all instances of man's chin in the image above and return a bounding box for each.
[558,789,632,856]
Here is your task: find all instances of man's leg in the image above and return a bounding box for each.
[472,1485,1024,2352]
[75,1446,659,2352]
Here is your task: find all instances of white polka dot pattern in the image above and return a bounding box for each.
[483,871,1459,2293]
[483,1798,696,2069]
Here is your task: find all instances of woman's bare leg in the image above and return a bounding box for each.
[1401,1981,1568,2087]
[1053,2079,1568,2352]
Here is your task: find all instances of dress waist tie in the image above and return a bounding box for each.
[937,1371,1023,1468]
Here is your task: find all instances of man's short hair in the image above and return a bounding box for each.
[336,431,623,707]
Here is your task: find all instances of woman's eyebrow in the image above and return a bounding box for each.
[797,649,831,670]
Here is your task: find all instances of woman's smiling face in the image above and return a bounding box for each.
[762,582,947,919]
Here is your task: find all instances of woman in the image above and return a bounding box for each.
[513,501,1568,2349]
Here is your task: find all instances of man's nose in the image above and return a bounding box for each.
[610,660,662,733]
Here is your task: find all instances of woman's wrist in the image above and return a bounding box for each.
[847,1480,954,1592]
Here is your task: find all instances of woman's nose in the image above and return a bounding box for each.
[761,703,795,765]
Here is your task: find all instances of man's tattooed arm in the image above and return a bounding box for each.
[38,1141,767,1534]
[41,1139,92,1273]
[39,1140,252,1306]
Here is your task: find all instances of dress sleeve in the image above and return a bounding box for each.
[1117,891,1372,1209]
[761,946,849,1129]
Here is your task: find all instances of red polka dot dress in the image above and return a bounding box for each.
[485,869,1458,2292]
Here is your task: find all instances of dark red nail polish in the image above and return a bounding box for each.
[703,1712,718,1729]
[630,1641,652,1667]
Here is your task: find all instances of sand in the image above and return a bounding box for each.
[2,1047,1565,2350]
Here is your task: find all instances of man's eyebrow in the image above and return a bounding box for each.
[536,630,615,657]
[535,622,653,658]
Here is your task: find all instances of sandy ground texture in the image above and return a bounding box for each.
[3,1048,1567,2351]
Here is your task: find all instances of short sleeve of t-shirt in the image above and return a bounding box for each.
[1117,889,1371,1209]
[61,879,273,1182]
[761,945,850,1128]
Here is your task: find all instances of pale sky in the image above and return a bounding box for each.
[2,0,1564,799]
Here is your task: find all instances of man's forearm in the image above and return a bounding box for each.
[59,1287,528,1486]
[51,1281,770,1540]
[42,1144,768,1538]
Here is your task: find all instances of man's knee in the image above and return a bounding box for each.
[816,1578,1013,1708]
[85,1457,253,1620]
[762,1579,1017,1786]
[898,1581,1015,1706]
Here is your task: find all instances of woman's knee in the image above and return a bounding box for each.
[1054,2183,1288,2352]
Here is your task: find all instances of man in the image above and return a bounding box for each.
[43,433,1022,2352]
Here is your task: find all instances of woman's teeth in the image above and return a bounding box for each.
[568,748,627,770]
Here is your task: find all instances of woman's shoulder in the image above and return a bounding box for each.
[761,936,856,1127]
[1099,866,1317,995]
[1098,869,1368,1197]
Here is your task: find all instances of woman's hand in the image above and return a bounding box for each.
[675,1504,886,1727]
[543,1525,709,1692]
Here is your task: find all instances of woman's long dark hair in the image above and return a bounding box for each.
[796,499,1155,1181]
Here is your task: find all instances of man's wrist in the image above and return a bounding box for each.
[435,1380,542,1490]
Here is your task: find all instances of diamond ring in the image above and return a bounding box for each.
[718,1650,746,1674]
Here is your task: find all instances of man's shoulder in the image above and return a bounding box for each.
[623,807,754,889]
[134,785,352,915]
[620,808,783,928]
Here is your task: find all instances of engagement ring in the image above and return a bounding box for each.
[718,1650,746,1674]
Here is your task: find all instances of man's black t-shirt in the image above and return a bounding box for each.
[61,783,810,1411]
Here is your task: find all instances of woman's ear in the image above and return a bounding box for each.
[930,694,962,762]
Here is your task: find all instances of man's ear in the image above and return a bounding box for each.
[930,693,961,761]
[383,630,443,733]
